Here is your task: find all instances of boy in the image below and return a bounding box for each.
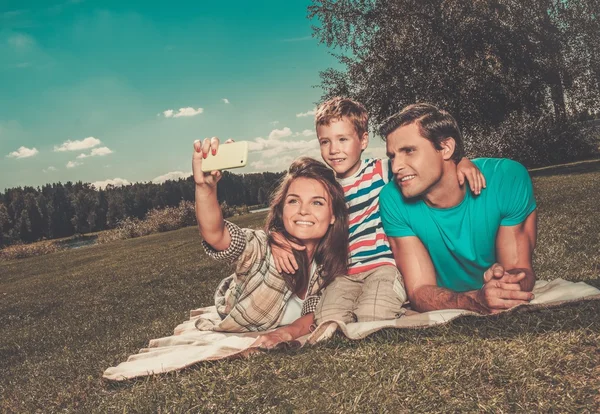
[273,97,485,323]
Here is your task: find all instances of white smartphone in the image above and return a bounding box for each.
[201,141,249,172]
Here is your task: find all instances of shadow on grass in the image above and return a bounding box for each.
[318,297,600,348]
[530,158,600,177]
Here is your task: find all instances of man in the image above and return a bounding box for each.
[379,103,537,313]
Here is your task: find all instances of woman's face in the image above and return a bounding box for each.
[282,177,335,244]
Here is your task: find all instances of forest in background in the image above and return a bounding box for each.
[0,170,283,247]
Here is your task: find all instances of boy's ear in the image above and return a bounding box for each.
[440,137,456,161]
[360,132,369,151]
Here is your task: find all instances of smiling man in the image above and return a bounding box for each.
[379,103,538,314]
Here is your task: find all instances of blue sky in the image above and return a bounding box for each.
[0,0,387,191]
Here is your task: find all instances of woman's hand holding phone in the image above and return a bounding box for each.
[193,137,222,195]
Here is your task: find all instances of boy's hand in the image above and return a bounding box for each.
[192,137,222,192]
[457,157,486,195]
[271,231,305,274]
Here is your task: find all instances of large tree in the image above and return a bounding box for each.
[309,0,600,131]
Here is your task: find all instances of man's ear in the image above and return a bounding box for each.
[360,132,369,151]
[440,138,456,161]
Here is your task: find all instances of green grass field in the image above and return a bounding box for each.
[1,161,600,413]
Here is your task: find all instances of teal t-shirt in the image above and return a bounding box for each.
[380,158,537,292]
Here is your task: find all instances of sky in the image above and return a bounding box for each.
[0,0,387,191]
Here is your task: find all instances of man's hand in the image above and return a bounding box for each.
[252,329,295,350]
[192,137,222,194]
[270,232,305,274]
[476,263,534,313]
[457,157,486,195]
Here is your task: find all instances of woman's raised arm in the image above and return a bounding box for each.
[192,137,231,251]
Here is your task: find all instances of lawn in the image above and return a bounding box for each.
[1,160,600,413]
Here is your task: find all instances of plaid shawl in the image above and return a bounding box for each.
[196,221,323,332]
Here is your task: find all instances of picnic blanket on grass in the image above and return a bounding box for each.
[103,278,600,381]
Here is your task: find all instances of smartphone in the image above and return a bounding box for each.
[201,141,249,172]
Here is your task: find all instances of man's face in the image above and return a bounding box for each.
[386,122,445,199]
[317,117,368,178]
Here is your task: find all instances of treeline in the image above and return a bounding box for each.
[0,170,284,247]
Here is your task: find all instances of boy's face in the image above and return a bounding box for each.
[317,117,368,178]
[386,122,445,199]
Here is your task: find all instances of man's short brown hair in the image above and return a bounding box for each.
[379,103,465,163]
[315,97,369,137]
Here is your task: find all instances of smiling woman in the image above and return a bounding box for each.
[191,138,348,348]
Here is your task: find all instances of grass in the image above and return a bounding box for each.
[1,161,600,413]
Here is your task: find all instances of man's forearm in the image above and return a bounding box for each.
[411,285,489,313]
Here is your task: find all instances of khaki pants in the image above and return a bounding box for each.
[315,265,407,324]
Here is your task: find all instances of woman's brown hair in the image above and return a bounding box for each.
[265,157,349,295]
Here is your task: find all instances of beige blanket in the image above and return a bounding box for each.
[103,278,600,381]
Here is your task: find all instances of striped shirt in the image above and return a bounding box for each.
[338,158,397,275]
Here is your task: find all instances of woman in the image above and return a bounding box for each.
[192,137,348,349]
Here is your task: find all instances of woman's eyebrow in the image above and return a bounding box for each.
[285,194,328,201]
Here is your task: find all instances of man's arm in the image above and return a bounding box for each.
[389,236,534,313]
[388,236,488,313]
[496,210,537,292]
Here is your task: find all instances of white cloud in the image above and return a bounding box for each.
[268,127,293,140]
[270,121,279,126]
[66,160,83,168]
[294,129,316,137]
[8,33,34,49]
[152,171,191,184]
[250,147,321,171]
[296,108,316,117]
[222,98,230,104]
[91,146,113,156]
[247,127,319,159]
[43,166,57,173]
[163,107,204,118]
[77,146,113,158]
[54,137,101,152]
[91,178,131,190]
[7,146,38,159]
[251,156,295,171]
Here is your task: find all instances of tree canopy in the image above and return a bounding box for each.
[309,0,600,131]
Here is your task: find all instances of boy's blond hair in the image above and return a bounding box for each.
[315,97,369,137]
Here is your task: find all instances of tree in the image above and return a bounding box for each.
[0,203,11,246]
[70,186,98,234]
[309,0,600,131]
[106,191,126,228]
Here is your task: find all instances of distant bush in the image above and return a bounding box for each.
[465,114,599,168]
[98,200,197,244]
[97,200,251,244]
[0,240,64,261]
